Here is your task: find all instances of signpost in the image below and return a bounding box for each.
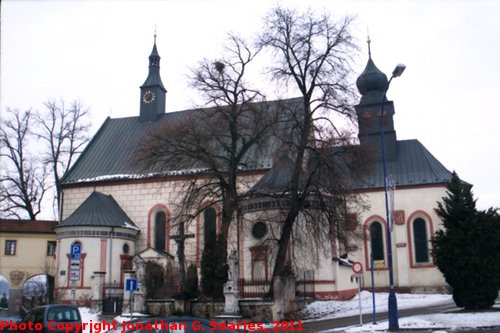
[70,243,81,304]
[125,278,137,318]
[352,262,363,326]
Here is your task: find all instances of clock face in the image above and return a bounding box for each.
[142,90,156,104]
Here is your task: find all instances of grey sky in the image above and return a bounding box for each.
[1,0,499,214]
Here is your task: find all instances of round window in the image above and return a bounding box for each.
[252,222,267,239]
[123,243,129,254]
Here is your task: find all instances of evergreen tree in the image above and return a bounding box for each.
[200,238,225,299]
[433,172,500,309]
[183,264,199,298]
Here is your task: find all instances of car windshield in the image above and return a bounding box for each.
[47,307,80,322]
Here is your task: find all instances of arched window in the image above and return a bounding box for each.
[413,218,429,263]
[370,221,385,261]
[155,211,166,252]
[204,207,217,246]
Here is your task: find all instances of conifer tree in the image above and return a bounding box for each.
[200,238,222,299]
[183,264,199,298]
[433,172,500,309]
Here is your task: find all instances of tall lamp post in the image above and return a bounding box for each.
[380,63,406,331]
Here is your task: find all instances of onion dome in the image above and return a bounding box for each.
[356,57,388,105]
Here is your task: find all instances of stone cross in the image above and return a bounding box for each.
[170,221,195,290]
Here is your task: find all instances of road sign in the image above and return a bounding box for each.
[70,269,80,281]
[125,278,137,291]
[70,259,80,268]
[352,261,363,274]
[70,243,81,260]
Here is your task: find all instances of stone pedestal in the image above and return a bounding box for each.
[132,256,147,314]
[133,290,146,313]
[223,281,240,314]
[7,289,22,316]
[90,272,106,313]
[272,276,297,321]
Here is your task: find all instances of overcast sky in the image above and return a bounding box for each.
[1,0,499,213]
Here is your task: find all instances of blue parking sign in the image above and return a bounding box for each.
[70,243,81,260]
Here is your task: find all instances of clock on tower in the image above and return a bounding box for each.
[139,37,167,120]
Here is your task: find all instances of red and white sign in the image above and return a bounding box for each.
[352,261,363,274]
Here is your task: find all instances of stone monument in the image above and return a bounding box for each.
[132,256,147,313]
[223,250,240,315]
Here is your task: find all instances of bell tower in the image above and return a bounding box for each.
[355,39,398,160]
[140,34,167,121]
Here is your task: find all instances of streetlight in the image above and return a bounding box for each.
[379,63,405,331]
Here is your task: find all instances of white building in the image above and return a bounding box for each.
[55,40,452,305]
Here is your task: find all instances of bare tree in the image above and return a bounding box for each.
[258,7,372,289]
[0,108,47,219]
[35,100,90,212]
[139,35,277,298]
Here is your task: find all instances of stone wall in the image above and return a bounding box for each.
[146,299,274,322]
[146,299,175,316]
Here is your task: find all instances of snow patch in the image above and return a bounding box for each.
[323,312,500,332]
[75,168,209,183]
[302,291,452,320]
[78,307,100,333]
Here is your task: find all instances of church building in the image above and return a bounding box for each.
[54,39,453,306]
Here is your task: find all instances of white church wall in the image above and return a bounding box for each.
[60,178,450,297]
[61,173,263,290]
[55,226,136,301]
[356,185,448,292]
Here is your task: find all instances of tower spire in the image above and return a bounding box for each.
[140,35,166,120]
[367,33,372,59]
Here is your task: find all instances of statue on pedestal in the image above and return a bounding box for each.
[132,257,147,313]
[223,250,240,315]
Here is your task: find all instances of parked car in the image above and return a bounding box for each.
[20,305,81,333]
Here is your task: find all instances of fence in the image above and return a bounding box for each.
[102,284,123,314]
[238,278,270,298]
[238,271,316,299]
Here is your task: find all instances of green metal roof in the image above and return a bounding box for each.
[251,139,453,194]
[56,191,138,229]
[352,139,453,189]
[62,98,302,185]
[63,95,452,191]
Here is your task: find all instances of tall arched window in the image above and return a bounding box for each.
[413,218,429,263]
[370,221,385,261]
[155,211,166,252]
[204,207,217,246]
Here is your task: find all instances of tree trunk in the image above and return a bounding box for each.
[213,196,237,298]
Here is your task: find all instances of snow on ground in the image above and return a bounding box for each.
[301,291,452,320]
[323,312,500,332]
[79,307,101,333]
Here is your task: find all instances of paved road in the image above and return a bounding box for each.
[302,301,461,332]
